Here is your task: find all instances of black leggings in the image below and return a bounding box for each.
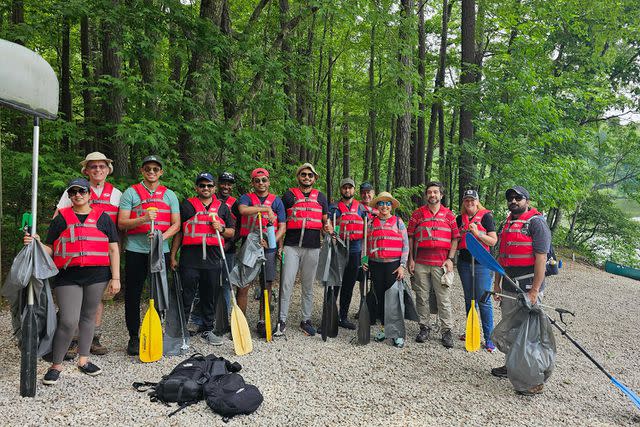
[338,252,361,320]
[369,260,399,325]
[124,250,171,337]
[180,265,222,330]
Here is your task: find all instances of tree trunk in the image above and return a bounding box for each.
[325,16,334,198]
[342,111,349,178]
[279,0,299,162]
[458,0,476,204]
[437,103,446,182]
[394,0,413,188]
[80,15,95,153]
[446,107,457,201]
[61,16,72,152]
[220,0,235,120]
[416,0,426,185]
[386,117,395,192]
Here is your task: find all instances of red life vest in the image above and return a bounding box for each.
[458,209,491,251]
[286,188,323,230]
[219,195,237,222]
[362,204,379,220]
[414,205,455,250]
[181,197,225,247]
[89,182,119,224]
[498,208,541,267]
[368,215,403,259]
[128,183,172,235]
[240,193,279,237]
[53,207,110,269]
[338,200,364,241]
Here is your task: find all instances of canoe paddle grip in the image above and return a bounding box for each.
[147,207,158,234]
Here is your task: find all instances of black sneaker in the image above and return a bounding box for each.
[273,320,286,336]
[42,368,61,385]
[299,320,316,336]
[491,365,508,378]
[127,336,139,356]
[415,324,430,343]
[78,361,102,376]
[256,321,266,338]
[442,330,454,349]
[338,318,356,330]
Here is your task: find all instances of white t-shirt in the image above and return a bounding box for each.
[56,182,122,210]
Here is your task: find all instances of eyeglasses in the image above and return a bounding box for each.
[298,172,314,178]
[507,195,525,202]
[68,188,88,197]
[377,201,392,207]
[253,177,269,184]
[88,164,108,170]
[198,183,215,189]
[143,166,161,173]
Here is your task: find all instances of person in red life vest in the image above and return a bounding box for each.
[118,155,181,356]
[455,189,498,352]
[24,178,120,386]
[328,178,368,330]
[169,172,235,346]
[490,186,551,395]
[359,182,378,219]
[278,163,333,337]
[362,191,409,348]
[53,152,122,357]
[407,181,460,349]
[237,168,287,337]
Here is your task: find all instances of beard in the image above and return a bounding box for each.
[508,203,526,215]
[427,197,440,205]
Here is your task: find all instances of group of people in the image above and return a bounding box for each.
[23,152,552,396]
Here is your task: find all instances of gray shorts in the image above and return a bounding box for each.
[264,250,277,282]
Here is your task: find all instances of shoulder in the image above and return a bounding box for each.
[51,213,68,229]
[238,194,252,206]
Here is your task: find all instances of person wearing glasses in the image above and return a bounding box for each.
[278,163,332,336]
[490,186,551,395]
[359,182,378,220]
[237,168,286,337]
[53,152,122,357]
[407,181,460,349]
[169,172,235,345]
[363,192,409,348]
[24,178,120,385]
[118,155,181,355]
[455,189,498,352]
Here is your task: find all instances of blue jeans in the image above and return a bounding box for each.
[457,260,494,343]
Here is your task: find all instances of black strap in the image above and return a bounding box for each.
[132,381,157,392]
[168,401,197,417]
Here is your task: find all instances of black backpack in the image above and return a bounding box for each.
[204,372,263,422]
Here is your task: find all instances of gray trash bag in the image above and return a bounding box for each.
[163,271,189,356]
[384,280,405,339]
[493,293,557,392]
[2,240,58,357]
[316,235,348,287]
[150,230,169,313]
[229,231,265,288]
[402,279,419,322]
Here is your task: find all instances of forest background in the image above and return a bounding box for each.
[1,0,640,279]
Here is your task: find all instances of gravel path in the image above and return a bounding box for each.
[0,261,639,426]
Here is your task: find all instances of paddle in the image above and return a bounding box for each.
[467,233,640,410]
[19,213,37,397]
[465,254,481,352]
[357,215,371,345]
[140,210,163,362]
[328,214,339,338]
[213,214,252,355]
[319,235,333,341]
[258,213,272,342]
[274,252,285,336]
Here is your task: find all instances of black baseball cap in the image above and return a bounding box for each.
[218,172,236,183]
[506,186,530,200]
[65,177,90,192]
[462,189,479,200]
[141,155,163,168]
[195,172,214,184]
[360,182,373,191]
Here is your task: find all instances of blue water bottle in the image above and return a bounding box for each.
[266,220,277,249]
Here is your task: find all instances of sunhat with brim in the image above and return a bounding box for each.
[80,152,113,175]
[296,162,319,178]
[370,191,400,210]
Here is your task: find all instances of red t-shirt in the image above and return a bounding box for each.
[407,205,460,266]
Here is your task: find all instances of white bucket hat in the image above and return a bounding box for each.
[80,152,114,175]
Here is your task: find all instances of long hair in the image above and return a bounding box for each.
[459,199,487,217]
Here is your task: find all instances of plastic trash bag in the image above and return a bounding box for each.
[316,235,347,287]
[163,270,189,356]
[492,293,556,392]
[150,230,169,313]
[229,231,265,288]
[384,279,419,339]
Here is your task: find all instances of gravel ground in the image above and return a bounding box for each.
[0,260,639,426]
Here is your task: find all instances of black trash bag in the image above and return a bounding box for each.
[492,293,557,392]
[150,230,169,313]
[163,270,190,356]
[316,235,348,287]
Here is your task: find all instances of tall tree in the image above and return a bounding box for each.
[80,15,95,153]
[394,0,413,188]
[60,16,72,152]
[325,14,334,197]
[342,111,349,178]
[415,0,426,185]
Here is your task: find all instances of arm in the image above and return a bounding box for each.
[117,208,152,231]
[170,231,182,270]
[238,204,275,220]
[107,242,121,294]
[162,212,181,240]
[528,252,547,304]
[443,239,458,272]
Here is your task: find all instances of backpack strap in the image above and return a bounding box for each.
[132,381,158,392]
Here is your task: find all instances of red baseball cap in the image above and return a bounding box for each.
[251,168,270,179]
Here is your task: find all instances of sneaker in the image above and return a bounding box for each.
[190,313,204,327]
[491,365,508,378]
[65,339,78,360]
[299,320,316,336]
[42,368,61,385]
[393,338,405,348]
[415,325,430,343]
[458,333,466,341]
[78,361,102,376]
[256,321,266,339]
[374,330,385,342]
[442,330,454,349]
[338,318,356,330]
[90,335,108,356]
[485,341,497,353]
[273,320,286,336]
[127,336,139,356]
[516,384,544,396]
[202,330,223,346]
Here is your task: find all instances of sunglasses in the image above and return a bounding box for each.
[253,177,269,184]
[298,172,314,178]
[198,183,215,189]
[507,195,525,202]
[377,201,392,207]
[68,188,89,196]
[143,166,162,173]
[88,164,108,170]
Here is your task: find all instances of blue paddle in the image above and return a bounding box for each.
[465,233,640,410]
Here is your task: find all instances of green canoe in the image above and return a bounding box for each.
[605,260,640,281]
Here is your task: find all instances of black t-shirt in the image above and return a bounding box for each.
[456,211,496,263]
[216,193,240,254]
[45,211,119,287]
[282,189,329,249]
[177,198,235,269]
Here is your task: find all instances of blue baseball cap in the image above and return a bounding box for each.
[195,172,214,184]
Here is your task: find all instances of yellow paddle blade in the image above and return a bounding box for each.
[230,302,253,356]
[264,290,272,342]
[465,299,481,352]
[140,299,163,362]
